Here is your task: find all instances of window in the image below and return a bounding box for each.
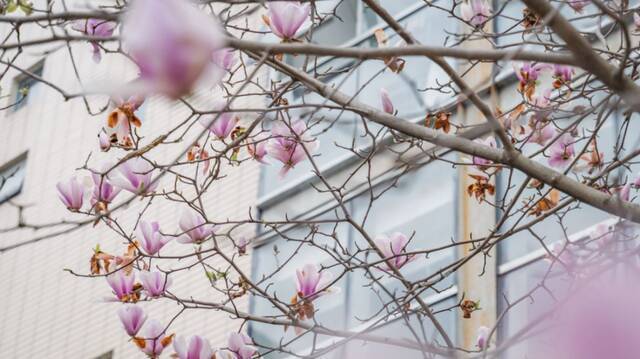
[0,153,28,204]
[12,61,44,111]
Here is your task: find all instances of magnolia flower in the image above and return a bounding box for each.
[548,133,575,168]
[380,88,394,114]
[106,271,135,301]
[228,332,256,359]
[617,183,631,202]
[174,335,213,359]
[139,270,171,297]
[71,19,117,63]
[122,0,224,98]
[118,304,147,337]
[553,64,574,88]
[236,237,249,255]
[138,319,171,357]
[105,95,144,148]
[527,120,555,146]
[374,232,415,270]
[57,176,84,211]
[460,0,491,27]
[476,326,490,349]
[91,169,121,208]
[515,62,550,97]
[568,0,588,13]
[268,120,319,177]
[178,210,215,244]
[472,136,497,169]
[199,103,239,139]
[264,1,310,41]
[213,48,237,72]
[137,221,171,255]
[98,131,111,151]
[109,157,157,195]
[247,134,269,164]
[295,263,335,301]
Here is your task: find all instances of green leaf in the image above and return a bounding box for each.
[6,1,18,13]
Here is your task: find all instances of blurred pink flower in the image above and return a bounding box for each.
[295,263,336,301]
[264,1,310,41]
[460,0,491,26]
[199,103,239,139]
[109,157,158,195]
[174,335,213,359]
[476,326,490,349]
[71,19,117,63]
[268,120,319,177]
[228,332,256,359]
[589,223,615,249]
[122,0,224,98]
[472,136,497,169]
[106,271,135,301]
[118,304,147,337]
[380,88,394,114]
[98,131,111,152]
[247,134,269,164]
[137,221,171,255]
[374,232,415,270]
[634,12,640,31]
[139,319,170,357]
[213,48,237,72]
[178,210,216,244]
[553,64,574,85]
[548,132,575,168]
[57,176,84,211]
[514,62,549,87]
[527,121,555,146]
[140,271,171,297]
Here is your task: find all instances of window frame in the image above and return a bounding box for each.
[10,60,45,112]
[0,152,28,205]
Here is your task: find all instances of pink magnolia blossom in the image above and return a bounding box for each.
[109,157,158,195]
[553,64,574,85]
[527,121,555,146]
[472,136,497,169]
[460,0,491,27]
[71,19,117,63]
[476,326,490,349]
[199,103,239,139]
[514,62,549,87]
[122,0,224,98]
[57,176,84,211]
[247,134,269,164]
[98,131,111,152]
[265,1,310,41]
[633,173,640,188]
[106,271,135,301]
[547,133,575,168]
[173,335,213,359]
[295,263,336,301]
[213,48,237,72]
[268,120,319,177]
[228,332,256,359]
[118,304,147,337]
[380,88,394,114]
[91,167,121,207]
[139,319,170,357]
[178,210,216,244]
[137,221,171,255]
[236,237,249,256]
[139,270,171,297]
[617,183,631,202]
[374,232,416,270]
[568,0,588,13]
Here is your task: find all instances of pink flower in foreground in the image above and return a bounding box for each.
[57,176,84,211]
[268,120,319,177]
[476,326,490,349]
[515,62,549,87]
[106,271,135,301]
[98,131,111,151]
[137,221,171,255]
[553,64,574,87]
[138,319,170,357]
[109,157,158,195]
[380,88,394,114]
[122,0,224,98]
[199,103,239,139]
[139,270,171,297]
[472,136,497,169]
[547,133,575,168]
[174,335,213,359]
[71,19,117,63]
[264,1,310,41]
[247,134,269,164]
[295,263,336,301]
[460,0,491,27]
[374,232,416,270]
[178,210,216,244]
[228,332,256,359]
[118,304,147,337]
[212,48,237,72]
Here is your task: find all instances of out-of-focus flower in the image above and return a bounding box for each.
[634,12,640,32]
[139,270,171,297]
[135,319,172,357]
[527,120,555,146]
[617,183,631,202]
[122,0,224,98]
[173,335,213,359]
[553,64,574,88]
[573,141,604,174]
[373,29,405,73]
[295,263,336,302]
[106,270,136,301]
[236,237,248,256]
[544,242,577,269]
[118,304,147,337]
[109,157,157,195]
[199,103,239,139]
[374,232,415,270]
[178,210,216,244]
[137,221,171,255]
[212,48,237,72]
[548,133,575,168]
[589,223,615,249]
[268,120,319,177]
[228,333,256,359]
[568,0,588,13]
[263,1,310,41]
[71,19,117,63]
[472,136,497,170]
[98,131,111,152]
[57,176,84,211]
[380,88,394,114]
[476,326,490,349]
[186,144,211,175]
[460,0,491,27]
[247,134,269,164]
[515,62,550,99]
[106,95,144,149]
